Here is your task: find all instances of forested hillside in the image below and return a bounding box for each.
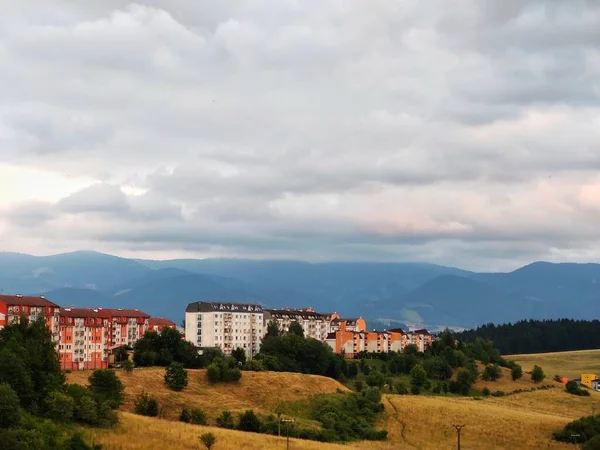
[455,320,600,355]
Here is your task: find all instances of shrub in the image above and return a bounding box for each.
[410,364,427,388]
[531,365,545,383]
[482,364,502,381]
[88,370,124,409]
[164,363,188,391]
[200,432,217,449]
[122,360,134,373]
[134,392,159,417]
[231,348,247,366]
[206,358,242,383]
[216,410,235,429]
[511,365,523,381]
[347,363,359,379]
[0,383,21,428]
[410,385,421,395]
[244,359,264,371]
[238,409,261,432]
[45,391,75,422]
[491,390,505,397]
[365,370,385,388]
[554,414,600,445]
[566,380,590,397]
[583,435,600,450]
[354,380,364,392]
[482,387,491,397]
[180,407,208,425]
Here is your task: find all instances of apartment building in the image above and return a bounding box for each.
[58,308,109,370]
[407,329,433,352]
[0,294,60,344]
[185,301,264,358]
[149,317,177,333]
[263,307,336,341]
[330,316,367,333]
[98,308,150,348]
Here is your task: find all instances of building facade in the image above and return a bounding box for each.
[99,308,150,349]
[185,301,264,358]
[0,295,60,344]
[263,308,336,341]
[149,317,177,333]
[58,308,109,370]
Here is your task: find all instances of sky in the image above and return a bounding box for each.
[1,1,599,272]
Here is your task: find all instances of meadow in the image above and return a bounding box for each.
[509,349,600,380]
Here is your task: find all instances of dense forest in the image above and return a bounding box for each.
[455,319,600,355]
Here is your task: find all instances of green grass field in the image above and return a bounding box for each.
[508,349,600,380]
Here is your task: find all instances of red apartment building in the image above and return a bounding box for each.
[0,294,60,344]
[58,308,109,370]
[148,317,177,333]
[98,308,150,349]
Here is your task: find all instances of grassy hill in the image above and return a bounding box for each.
[68,368,348,422]
[69,366,600,449]
[508,349,600,380]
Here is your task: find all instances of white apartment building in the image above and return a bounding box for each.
[185,301,264,358]
[263,308,335,341]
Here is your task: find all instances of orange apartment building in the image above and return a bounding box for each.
[0,295,60,344]
[99,308,150,349]
[148,317,177,333]
[58,308,109,370]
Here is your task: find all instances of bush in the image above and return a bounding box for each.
[347,363,359,379]
[180,407,208,425]
[164,363,188,391]
[410,364,427,388]
[133,392,159,417]
[206,358,242,384]
[554,414,600,445]
[122,360,134,373]
[566,380,590,396]
[491,390,505,397]
[88,370,124,409]
[139,351,158,367]
[231,348,247,366]
[0,383,21,428]
[482,387,491,397]
[365,371,385,388]
[482,364,502,381]
[200,432,217,449]
[244,359,264,371]
[531,365,545,383]
[410,385,421,395]
[354,380,364,392]
[44,391,75,422]
[238,410,261,432]
[216,410,235,429]
[511,365,523,381]
[583,435,600,450]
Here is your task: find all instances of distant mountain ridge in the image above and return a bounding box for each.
[1,250,598,328]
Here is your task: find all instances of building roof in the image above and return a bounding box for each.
[149,317,176,327]
[186,301,263,313]
[98,308,150,318]
[332,318,360,326]
[265,308,329,319]
[387,328,406,334]
[325,332,337,340]
[0,294,59,308]
[59,307,107,318]
[410,329,431,335]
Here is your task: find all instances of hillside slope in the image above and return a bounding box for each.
[68,368,348,421]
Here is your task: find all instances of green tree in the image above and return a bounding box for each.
[122,359,134,373]
[0,349,34,406]
[265,320,280,338]
[366,370,386,388]
[133,392,159,417]
[531,365,546,383]
[410,364,427,389]
[511,365,523,381]
[288,321,304,337]
[238,409,261,432]
[0,383,21,428]
[482,364,502,381]
[347,363,359,379]
[88,370,124,409]
[114,347,129,364]
[216,410,235,429]
[44,391,75,422]
[164,362,188,391]
[200,432,217,449]
[231,348,247,366]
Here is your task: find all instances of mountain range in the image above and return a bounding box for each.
[0,250,596,330]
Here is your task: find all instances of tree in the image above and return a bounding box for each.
[0,383,21,428]
[482,364,502,381]
[531,365,546,383]
[88,370,124,409]
[347,363,359,379]
[265,320,280,338]
[180,407,207,424]
[216,410,235,429]
[122,359,134,373]
[134,392,159,417]
[511,365,523,381]
[410,364,427,389]
[44,391,75,422]
[200,432,217,449]
[237,409,261,432]
[164,363,188,391]
[114,347,129,364]
[366,370,386,388]
[231,348,247,366]
[0,349,34,406]
[288,321,304,337]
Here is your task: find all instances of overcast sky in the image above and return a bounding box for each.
[1,1,599,271]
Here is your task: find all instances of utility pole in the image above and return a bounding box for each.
[280,418,295,450]
[453,424,465,450]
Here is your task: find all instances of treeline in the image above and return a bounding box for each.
[454,319,600,355]
[0,318,122,449]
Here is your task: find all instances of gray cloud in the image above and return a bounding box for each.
[1,0,600,270]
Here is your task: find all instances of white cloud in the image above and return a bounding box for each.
[0,0,599,270]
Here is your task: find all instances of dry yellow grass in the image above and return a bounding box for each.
[473,363,562,392]
[508,349,600,380]
[84,411,353,450]
[68,368,348,421]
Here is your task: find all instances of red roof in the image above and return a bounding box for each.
[149,317,176,327]
[0,295,59,308]
[59,308,107,318]
[99,308,150,318]
[411,329,431,335]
